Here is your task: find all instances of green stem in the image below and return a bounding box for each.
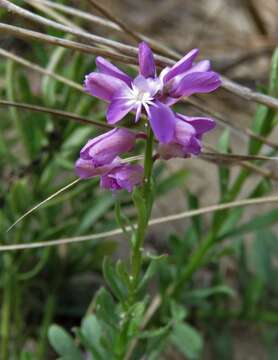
[36,294,56,359]
[116,127,154,358]
[130,126,154,296]
[1,254,13,360]
[143,128,154,201]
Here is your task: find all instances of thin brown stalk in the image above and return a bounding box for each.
[203,143,278,181]
[242,0,268,35]
[5,145,277,234]
[0,100,112,129]
[2,47,277,159]
[86,0,180,59]
[25,0,119,30]
[0,48,83,92]
[186,98,278,151]
[200,152,278,163]
[0,0,143,58]
[219,47,273,74]
[87,0,141,44]
[0,23,137,64]
[1,97,278,167]
[2,192,278,251]
[1,98,277,181]
[0,1,278,109]
[27,0,180,60]
[24,0,83,30]
[220,76,278,110]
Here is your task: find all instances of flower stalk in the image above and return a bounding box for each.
[130,125,154,296]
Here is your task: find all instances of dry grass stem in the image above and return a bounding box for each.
[3,192,278,251]
[0,0,277,108]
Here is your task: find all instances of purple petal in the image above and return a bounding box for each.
[184,60,211,74]
[96,57,132,86]
[133,75,161,97]
[100,172,121,191]
[164,49,199,83]
[135,103,142,123]
[115,164,144,192]
[175,119,196,146]
[101,164,143,192]
[147,101,176,143]
[75,158,120,179]
[80,128,136,165]
[80,129,117,160]
[84,73,130,101]
[170,71,222,98]
[176,114,216,135]
[185,136,202,155]
[138,42,156,78]
[107,97,134,124]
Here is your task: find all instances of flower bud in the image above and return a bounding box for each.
[80,128,136,166]
[100,164,144,192]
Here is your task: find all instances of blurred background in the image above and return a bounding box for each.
[0,0,278,359]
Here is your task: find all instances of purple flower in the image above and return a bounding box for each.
[75,128,143,192]
[160,49,221,106]
[84,43,221,144]
[157,114,215,160]
[100,164,144,192]
[79,128,136,166]
[75,157,120,179]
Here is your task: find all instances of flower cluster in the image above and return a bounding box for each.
[75,128,143,192]
[75,42,221,191]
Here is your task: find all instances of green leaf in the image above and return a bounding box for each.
[249,230,276,283]
[139,324,171,339]
[8,179,32,216]
[115,201,132,235]
[170,322,203,359]
[187,191,202,236]
[138,257,164,291]
[187,285,235,300]
[48,325,83,360]
[219,209,278,240]
[217,129,230,198]
[102,257,127,302]
[249,178,271,198]
[81,315,107,360]
[124,301,146,341]
[242,277,264,317]
[208,327,233,360]
[42,45,67,105]
[116,260,131,288]
[269,48,278,97]
[218,207,243,237]
[170,301,187,322]
[20,351,37,360]
[248,105,275,155]
[146,325,170,360]
[132,187,147,245]
[95,288,118,327]
[62,126,95,151]
[6,60,46,158]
